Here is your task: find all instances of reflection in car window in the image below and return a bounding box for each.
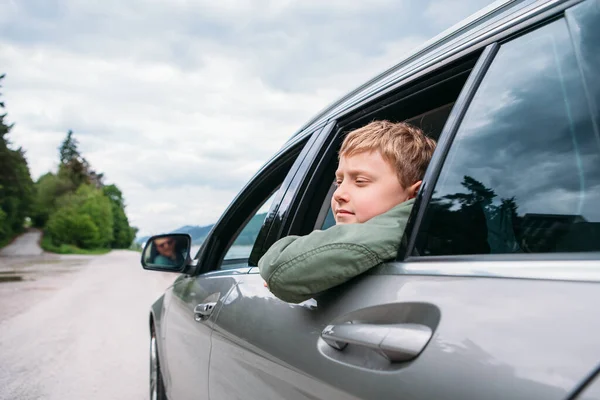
[222,191,278,263]
[567,0,600,138]
[415,18,600,256]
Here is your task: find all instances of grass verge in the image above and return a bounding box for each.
[41,235,111,255]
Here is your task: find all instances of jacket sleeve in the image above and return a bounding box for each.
[258,200,414,303]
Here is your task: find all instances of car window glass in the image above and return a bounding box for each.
[415,18,600,256]
[322,207,336,230]
[315,181,337,231]
[567,0,600,139]
[222,191,278,264]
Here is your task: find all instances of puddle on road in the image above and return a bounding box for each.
[1,258,90,270]
[32,259,63,265]
[0,256,89,286]
[0,275,23,283]
[21,285,58,291]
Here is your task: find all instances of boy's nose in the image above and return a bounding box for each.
[333,185,349,203]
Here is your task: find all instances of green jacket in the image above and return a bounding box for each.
[258,199,414,303]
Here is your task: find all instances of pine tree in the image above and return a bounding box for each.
[58,130,81,165]
[57,130,91,188]
[0,74,34,244]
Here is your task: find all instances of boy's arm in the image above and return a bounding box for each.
[258,199,414,303]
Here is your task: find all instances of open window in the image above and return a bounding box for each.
[293,53,483,233]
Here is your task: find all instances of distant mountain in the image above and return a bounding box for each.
[135,235,151,245]
[232,212,268,245]
[134,224,214,245]
[135,213,268,246]
[175,224,214,244]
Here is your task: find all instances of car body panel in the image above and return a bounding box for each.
[160,271,244,400]
[207,268,600,400]
[209,278,360,400]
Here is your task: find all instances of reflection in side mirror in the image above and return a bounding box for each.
[141,233,192,272]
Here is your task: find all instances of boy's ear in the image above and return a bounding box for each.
[407,180,422,199]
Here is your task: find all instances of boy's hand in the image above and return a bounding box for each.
[263,280,268,288]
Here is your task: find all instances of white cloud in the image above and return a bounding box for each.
[424,0,500,29]
[1,0,497,237]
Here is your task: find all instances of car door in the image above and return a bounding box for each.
[208,121,363,400]
[208,2,600,399]
[161,271,240,400]
[159,131,316,400]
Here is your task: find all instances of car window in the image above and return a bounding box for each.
[315,91,469,232]
[220,190,279,268]
[414,18,600,256]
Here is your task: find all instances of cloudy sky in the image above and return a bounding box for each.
[1,0,497,237]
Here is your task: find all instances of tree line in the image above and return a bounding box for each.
[0,74,137,251]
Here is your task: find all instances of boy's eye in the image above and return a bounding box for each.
[334,179,342,186]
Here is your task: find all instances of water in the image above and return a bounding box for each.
[189,244,253,260]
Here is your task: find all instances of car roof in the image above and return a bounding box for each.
[286,0,570,143]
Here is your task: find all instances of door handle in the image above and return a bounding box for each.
[321,323,432,362]
[194,302,217,321]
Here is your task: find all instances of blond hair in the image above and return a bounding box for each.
[339,120,437,188]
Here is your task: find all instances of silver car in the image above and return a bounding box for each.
[142,0,600,398]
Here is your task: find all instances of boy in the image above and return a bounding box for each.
[258,120,437,303]
[153,236,184,267]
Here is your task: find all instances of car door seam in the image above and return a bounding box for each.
[207,281,241,398]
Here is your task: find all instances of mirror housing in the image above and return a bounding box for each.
[141,233,192,272]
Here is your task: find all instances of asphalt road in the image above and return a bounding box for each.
[0,230,44,257]
[0,235,177,400]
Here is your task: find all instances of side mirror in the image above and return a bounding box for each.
[141,233,192,272]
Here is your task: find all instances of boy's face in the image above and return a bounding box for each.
[155,237,176,258]
[332,150,420,224]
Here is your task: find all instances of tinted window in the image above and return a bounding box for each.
[567,0,600,134]
[415,18,600,256]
